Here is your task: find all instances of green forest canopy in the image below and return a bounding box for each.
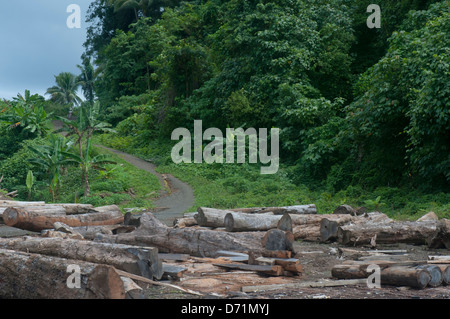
[88,0,449,192]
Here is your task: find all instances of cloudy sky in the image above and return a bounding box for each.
[0,1,94,100]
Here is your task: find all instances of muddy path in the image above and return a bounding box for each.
[96,145,195,226]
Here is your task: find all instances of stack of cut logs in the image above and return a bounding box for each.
[173,205,449,250]
[0,201,163,299]
[332,249,450,289]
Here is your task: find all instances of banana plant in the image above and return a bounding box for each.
[28,135,76,201]
[63,138,116,197]
[0,90,51,137]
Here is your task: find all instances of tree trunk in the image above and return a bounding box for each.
[0,200,46,207]
[426,219,450,249]
[229,204,317,215]
[337,219,441,246]
[261,229,294,252]
[195,207,235,227]
[331,262,433,289]
[0,249,125,299]
[94,213,266,258]
[3,205,124,232]
[381,266,431,289]
[195,205,317,227]
[84,167,90,197]
[1,204,97,217]
[0,237,163,280]
[224,212,291,232]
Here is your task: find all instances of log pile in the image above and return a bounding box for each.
[331,252,450,289]
[0,201,164,299]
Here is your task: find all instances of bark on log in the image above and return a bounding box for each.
[332,262,432,289]
[224,212,291,232]
[0,200,46,207]
[0,236,163,280]
[436,265,450,285]
[285,213,360,241]
[195,207,235,227]
[213,263,284,276]
[0,248,125,299]
[173,216,198,228]
[230,205,317,215]
[0,202,95,215]
[68,225,135,240]
[415,265,442,287]
[94,213,266,257]
[195,205,317,228]
[426,219,450,249]
[3,205,124,232]
[261,229,294,252]
[381,266,431,289]
[337,219,441,246]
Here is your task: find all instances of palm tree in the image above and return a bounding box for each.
[46,72,83,108]
[54,101,116,161]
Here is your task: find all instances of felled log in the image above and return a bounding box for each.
[262,229,294,251]
[428,255,450,264]
[321,212,392,242]
[283,213,364,241]
[0,202,95,215]
[426,219,450,249]
[331,261,432,289]
[415,265,443,287]
[0,248,125,299]
[230,204,317,215]
[213,263,284,276]
[224,212,292,232]
[337,219,442,246]
[0,236,163,280]
[381,266,431,289]
[121,276,144,299]
[436,265,450,285]
[94,213,266,257]
[3,205,124,232]
[195,207,235,227]
[0,200,46,207]
[68,225,135,240]
[252,257,303,275]
[173,216,198,228]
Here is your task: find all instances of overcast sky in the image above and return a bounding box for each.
[0,1,94,100]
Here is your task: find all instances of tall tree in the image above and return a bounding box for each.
[77,56,96,103]
[46,72,82,108]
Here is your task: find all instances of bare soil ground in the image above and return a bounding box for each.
[142,241,450,300]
